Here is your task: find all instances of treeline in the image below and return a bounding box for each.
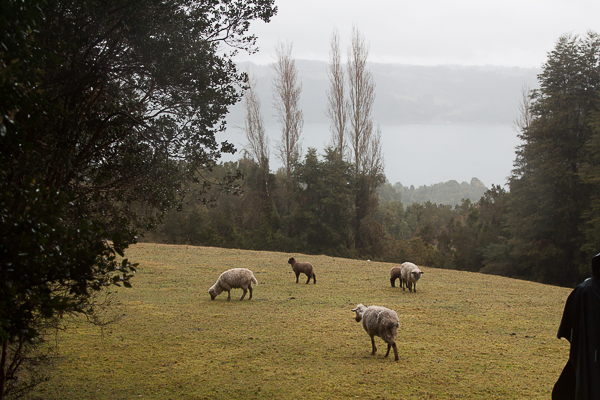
[146,32,600,288]
[146,149,375,259]
[144,152,507,275]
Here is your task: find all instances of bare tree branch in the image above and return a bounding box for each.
[363,124,385,180]
[515,84,533,134]
[242,72,269,169]
[326,28,347,155]
[272,41,303,178]
[347,25,381,176]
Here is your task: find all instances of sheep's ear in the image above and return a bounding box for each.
[351,308,358,312]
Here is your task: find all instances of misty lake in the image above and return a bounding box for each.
[221,123,521,188]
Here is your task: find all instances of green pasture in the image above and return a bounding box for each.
[33,243,573,399]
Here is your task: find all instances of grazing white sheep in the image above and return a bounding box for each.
[352,304,399,361]
[287,257,316,284]
[208,268,258,301]
[400,262,423,293]
[390,266,402,287]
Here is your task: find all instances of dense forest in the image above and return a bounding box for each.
[147,32,600,289]
[144,157,506,275]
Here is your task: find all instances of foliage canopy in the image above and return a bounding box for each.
[0,0,276,396]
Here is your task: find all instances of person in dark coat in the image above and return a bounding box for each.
[552,253,600,400]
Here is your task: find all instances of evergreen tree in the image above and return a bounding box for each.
[507,32,600,285]
[580,117,600,256]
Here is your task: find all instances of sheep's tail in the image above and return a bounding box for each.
[251,275,258,285]
[388,321,399,335]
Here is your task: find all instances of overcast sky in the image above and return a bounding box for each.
[236,0,600,67]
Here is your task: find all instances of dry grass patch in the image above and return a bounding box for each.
[32,243,572,399]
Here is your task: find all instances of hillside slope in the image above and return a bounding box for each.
[34,243,572,399]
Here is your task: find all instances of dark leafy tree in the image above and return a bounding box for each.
[291,148,355,256]
[0,0,276,396]
[475,185,513,276]
[375,200,410,241]
[448,200,484,272]
[237,157,281,250]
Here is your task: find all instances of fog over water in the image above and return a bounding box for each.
[221,61,530,188]
[220,123,520,188]
[219,0,600,189]
[376,124,520,188]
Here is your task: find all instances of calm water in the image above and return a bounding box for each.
[221,123,521,188]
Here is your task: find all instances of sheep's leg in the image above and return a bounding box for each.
[401,279,405,291]
[370,336,377,355]
[383,342,399,361]
[390,278,395,287]
[248,285,253,300]
[313,273,316,284]
[391,342,399,361]
[239,288,247,301]
[414,283,417,293]
[295,272,300,283]
[305,274,310,284]
[227,290,231,301]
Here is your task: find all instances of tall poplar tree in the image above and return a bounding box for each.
[241,73,279,246]
[272,41,303,179]
[243,73,269,171]
[326,28,347,155]
[346,25,385,253]
[347,25,377,176]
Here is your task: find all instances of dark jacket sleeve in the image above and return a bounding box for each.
[553,278,600,400]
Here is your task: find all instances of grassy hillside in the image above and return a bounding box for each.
[32,243,572,399]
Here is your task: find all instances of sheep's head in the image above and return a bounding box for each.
[287,257,296,265]
[411,270,423,282]
[208,284,222,300]
[351,304,367,322]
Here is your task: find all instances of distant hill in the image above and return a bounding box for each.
[227,61,540,126]
[378,177,489,206]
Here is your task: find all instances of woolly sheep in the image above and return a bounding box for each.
[400,262,423,293]
[287,257,316,284]
[352,304,399,361]
[390,266,402,287]
[208,268,258,301]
